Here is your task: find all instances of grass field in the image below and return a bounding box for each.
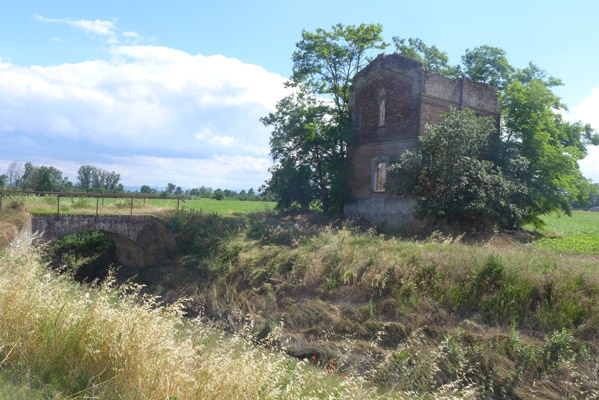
[527,210,599,255]
[1,193,275,215]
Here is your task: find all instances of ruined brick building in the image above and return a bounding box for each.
[344,53,500,226]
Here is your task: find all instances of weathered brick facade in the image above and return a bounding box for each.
[344,53,500,226]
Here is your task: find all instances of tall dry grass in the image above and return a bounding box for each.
[186,224,599,398]
[4,208,599,398]
[0,239,427,399]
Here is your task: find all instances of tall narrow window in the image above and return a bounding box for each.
[375,162,387,192]
[378,88,386,127]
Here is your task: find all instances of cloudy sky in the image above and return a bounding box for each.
[1,0,599,190]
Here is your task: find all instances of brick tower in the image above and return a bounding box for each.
[344,53,500,226]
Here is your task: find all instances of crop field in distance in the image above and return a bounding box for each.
[527,211,599,255]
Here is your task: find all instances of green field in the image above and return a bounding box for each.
[5,194,276,215]
[7,192,599,255]
[170,198,275,214]
[528,210,599,255]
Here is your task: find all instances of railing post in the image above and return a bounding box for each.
[96,197,99,216]
[130,197,133,215]
[57,195,60,215]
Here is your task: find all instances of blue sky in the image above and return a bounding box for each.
[1,0,598,190]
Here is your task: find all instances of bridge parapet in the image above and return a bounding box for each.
[31,214,175,267]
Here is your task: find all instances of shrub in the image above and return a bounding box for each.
[72,198,90,209]
[8,195,25,210]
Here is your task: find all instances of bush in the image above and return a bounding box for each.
[8,195,26,210]
[72,198,90,209]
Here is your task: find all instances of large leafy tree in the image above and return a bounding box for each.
[76,165,122,192]
[390,108,528,229]
[19,162,72,192]
[461,45,514,92]
[393,37,461,79]
[392,38,598,227]
[263,23,387,213]
[501,79,599,223]
[262,87,337,211]
[460,45,599,223]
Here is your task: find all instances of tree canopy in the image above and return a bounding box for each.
[76,165,123,192]
[262,23,387,213]
[391,37,599,228]
[17,162,72,192]
[389,108,529,228]
[263,26,597,224]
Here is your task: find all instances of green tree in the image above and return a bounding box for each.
[213,188,225,201]
[223,189,236,198]
[461,45,515,91]
[501,79,599,222]
[393,37,461,78]
[394,39,599,227]
[390,108,527,228]
[262,87,339,212]
[263,23,387,213]
[76,165,95,191]
[76,165,122,192]
[19,163,71,192]
[140,185,157,195]
[19,162,37,190]
[590,184,599,207]
[0,174,7,189]
[165,183,176,196]
[265,160,319,211]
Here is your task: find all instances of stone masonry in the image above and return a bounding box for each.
[31,214,175,268]
[344,53,500,226]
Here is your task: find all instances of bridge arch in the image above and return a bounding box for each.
[31,214,175,268]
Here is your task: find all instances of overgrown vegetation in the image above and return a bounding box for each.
[389,108,525,230]
[3,206,599,398]
[391,37,599,229]
[133,210,599,398]
[2,241,389,399]
[43,231,117,282]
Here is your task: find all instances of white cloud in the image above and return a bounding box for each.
[567,88,599,183]
[36,16,117,37]
[70,19,116,36]
[0,46,290,190]
[116,155,272,190]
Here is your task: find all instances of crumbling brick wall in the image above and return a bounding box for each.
[344,53,500,226]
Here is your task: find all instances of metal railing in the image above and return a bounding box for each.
[0,190,185,216]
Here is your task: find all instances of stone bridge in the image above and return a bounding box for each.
[31,214,176,268]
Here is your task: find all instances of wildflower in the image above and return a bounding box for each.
[311,355,316,361]
[329,358,334,364]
